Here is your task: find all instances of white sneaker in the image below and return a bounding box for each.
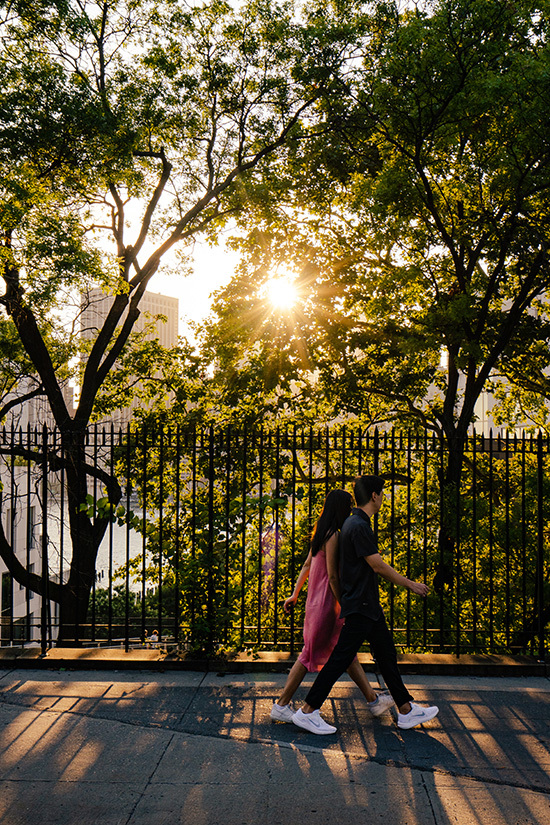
[397,702,439,729]
[292,708,337,735]
[368,692,395,717]
[270,702,295,723]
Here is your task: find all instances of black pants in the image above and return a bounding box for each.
[305,611,414,710]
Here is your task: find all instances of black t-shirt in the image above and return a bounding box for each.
[339,508,382,620]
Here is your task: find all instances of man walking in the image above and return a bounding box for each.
[293,474,439,734]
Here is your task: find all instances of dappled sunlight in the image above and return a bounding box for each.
[1,710,72,770]
[516,733,550,767]
[0,673,549,823]
[10,677,112,700]
[428,774,550,825]
[59,740,104,783]
[419,692,550,788]
[0,707,105,783]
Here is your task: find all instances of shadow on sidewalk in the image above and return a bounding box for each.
[0,671,549,824]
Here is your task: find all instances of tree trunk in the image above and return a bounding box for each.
[54,430,110,646]
[56,577,95,647]
[434,428,466,590]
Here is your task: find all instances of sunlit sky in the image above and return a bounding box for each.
[150,241,239,339]
[264,274,299,311]
[150,242,301,340]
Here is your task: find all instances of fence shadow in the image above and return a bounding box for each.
[1,669,549,823]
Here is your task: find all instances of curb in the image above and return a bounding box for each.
[0,647,547,677]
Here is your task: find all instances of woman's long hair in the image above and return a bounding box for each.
[310,489,353,556]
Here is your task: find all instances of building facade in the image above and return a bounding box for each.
[0,289,179,644]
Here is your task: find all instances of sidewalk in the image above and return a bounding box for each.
[0,666,549,824]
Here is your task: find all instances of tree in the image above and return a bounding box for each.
[204,0,550,592]
[0,0,356,642]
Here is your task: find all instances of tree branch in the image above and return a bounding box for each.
[0,521,63,603]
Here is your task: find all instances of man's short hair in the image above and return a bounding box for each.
[354,474,385,506]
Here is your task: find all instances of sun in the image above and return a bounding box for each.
[265,275,299,311]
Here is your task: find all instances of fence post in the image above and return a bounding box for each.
[290,426,297,655]
[124,424,131,653]
[175,424,182,645]
[41,425,49,654]
[207,424,215,653]
[240,428,247,646]
[257,427,264,646]
[8,427,15,645]
[472,429,478,651]
[141,425,147,642]
[25,425,32,643]
[455,434,462,659]
[537,431,545,661]
[274,427,281,645]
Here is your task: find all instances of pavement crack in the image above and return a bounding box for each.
[420,773,439,823]
[121,731,177,825]
[173,671,209,728]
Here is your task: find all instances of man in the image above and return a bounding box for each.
[293,474,439,734]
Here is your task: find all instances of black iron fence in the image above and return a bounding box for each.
[0,424,548,658]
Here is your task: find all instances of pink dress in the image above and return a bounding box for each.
[297,548,344,672]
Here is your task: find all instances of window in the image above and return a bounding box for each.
[1,573,12,617]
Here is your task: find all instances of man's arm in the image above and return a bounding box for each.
[365,554,429,597]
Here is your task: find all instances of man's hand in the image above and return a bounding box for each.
[408,580,429,598]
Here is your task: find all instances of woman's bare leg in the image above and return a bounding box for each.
[277,661,308,706]
[346,657,378,703]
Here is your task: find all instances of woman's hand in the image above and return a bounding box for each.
[283,595,298,613]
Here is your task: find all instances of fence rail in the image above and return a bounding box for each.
[0,424,548,658]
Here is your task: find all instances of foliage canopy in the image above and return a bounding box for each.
[205,0,550,448]
[0,0,359,639]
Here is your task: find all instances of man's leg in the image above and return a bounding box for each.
[367,613,440,729]
[367,612,413,710]
[303,613,366,711]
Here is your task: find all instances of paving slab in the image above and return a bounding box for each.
[0,780,144,825]
[423,773,550,825]
[0,703,173,784]
[134,755,433,825]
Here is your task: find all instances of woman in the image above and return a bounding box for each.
[271,489,394,722]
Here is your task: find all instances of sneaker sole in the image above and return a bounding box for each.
[292,717,337,735]
[398,709,439,729]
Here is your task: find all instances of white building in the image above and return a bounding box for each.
[5,379,76,432]
[80,288,179,351]
[0,463,44,644]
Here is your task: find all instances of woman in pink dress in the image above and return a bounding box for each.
[271,489,394,722]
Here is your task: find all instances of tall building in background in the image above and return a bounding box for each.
[80,288,179,351]
[80,288,180,426]
[3,289,179,431]
[4,379,75,432]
